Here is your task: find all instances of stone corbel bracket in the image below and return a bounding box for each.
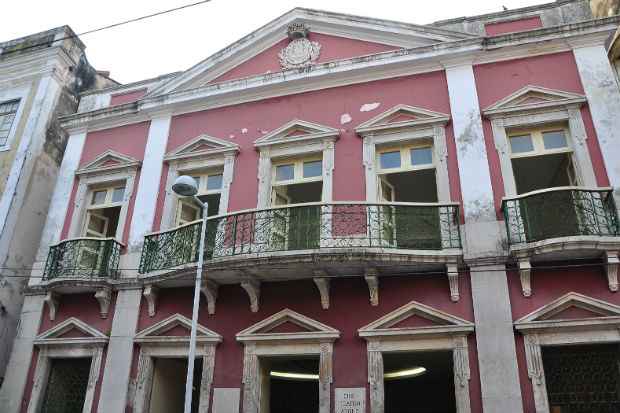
[241,279,261,313]
[365,268,379,306]
[606,251,619,293]
[518,258,533,298]
[44,291,59,321]
[201,280,219,315]
[313,274,330,310]
[143,285,159,317]
[447,264,460,302]
[94,287,112,319]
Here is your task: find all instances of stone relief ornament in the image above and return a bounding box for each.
[279,23,321,70]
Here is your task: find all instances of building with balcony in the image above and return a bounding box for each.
[0,27,115,385]
[2,1,620,412]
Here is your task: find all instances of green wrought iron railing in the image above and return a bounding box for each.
[139,202,461,274]
[43,237,122,280]
[502,187,619,245]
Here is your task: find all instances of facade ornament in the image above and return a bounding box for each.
[524,334,544,385]
[452,336,471,387]
[313,274,330,310]
[518,258,533,297]
[94,287,112,318]
[143,285,159,317]
[447,264,460,302]
[201,280,219,315]
[44,291,59,321]
[606,251,619,292]
[278,23,321,70]
[241,279,261,313]
[365,268,379,306]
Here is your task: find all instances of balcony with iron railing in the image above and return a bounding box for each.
[139,202,462,283]
[502,187,620,260]
[43,237,122,284]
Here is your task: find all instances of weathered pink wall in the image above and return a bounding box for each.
[506,266,619,412]
[211,33,398,84]
[158,70,461,229]
[484,16,543,36]
[109,88,147,106]
[61,122,150,242]
[132,274,482,412]
[473,52,610,217]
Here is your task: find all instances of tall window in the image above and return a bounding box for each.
[83,184,126,238]
[175,171,223,226]
[508,124,576,194]
[0,100,20,147]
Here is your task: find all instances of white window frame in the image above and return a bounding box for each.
[376,142,435,175]
[83,184,126,237]
[174,169,225,226]
[514,292,620,413]
[0,84,30,152]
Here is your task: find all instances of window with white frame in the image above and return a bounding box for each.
[0,99,20,147]
[175,169,223,225]
[507,124,577,194]
[271,156,323,206]
[83,184,126,238]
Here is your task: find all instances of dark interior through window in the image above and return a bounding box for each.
[261,355,320,413]
[149,357,203,413]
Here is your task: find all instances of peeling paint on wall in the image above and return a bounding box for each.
[360,102,380,112]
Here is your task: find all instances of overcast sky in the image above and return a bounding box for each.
[2,0,545,84]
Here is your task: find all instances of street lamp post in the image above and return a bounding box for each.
[172,175,208,413]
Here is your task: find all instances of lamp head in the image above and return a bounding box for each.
[172,175,198,197]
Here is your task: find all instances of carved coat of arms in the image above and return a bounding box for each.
[279,23,321,70]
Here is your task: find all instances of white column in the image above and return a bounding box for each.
[445,64,524,413]
[29,129,87,285]
[0,294,45,413]
[573,45,620,205]
[128,116,171,251]
[97,288,142,413]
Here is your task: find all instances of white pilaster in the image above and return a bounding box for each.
[573,45,620,205]
[0,295,45,413]
[128,116,171,251]
[97,288,142,413]
[445,64,524,413]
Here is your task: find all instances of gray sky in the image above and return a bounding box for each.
[2,0,545,84]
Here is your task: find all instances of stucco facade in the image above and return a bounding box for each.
[2,1,620,412]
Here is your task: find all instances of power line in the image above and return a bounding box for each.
[0,0,213,58]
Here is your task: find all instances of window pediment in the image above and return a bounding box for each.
[76,150,141,176]
[236,308,340,342]
[358,300,474,339]
[356,104,450,136]
[483,85,586,118]
[514,292,620,332]
[34,317,108,346]
[164,134,239,162]
[254,119,339,149]
[135,313,222,343]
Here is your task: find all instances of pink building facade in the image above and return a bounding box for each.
[3,1,620,412]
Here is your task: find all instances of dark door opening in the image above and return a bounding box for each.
[542,343,620,413]
[41,357,92,413]
[261,356,320,413]
[384,351,456,413]
[149,357,203,413]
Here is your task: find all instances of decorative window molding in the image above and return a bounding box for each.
[358,300,474,413]
[69,150,140,241]
[355,104,451,203]
[236,309,340,413]
[514,292,620,413]
[0,84,30,152]
[161,134,239,229]
[482,85,596,197]
[132,314,222,413]
[27,318,108,413]
[254,119,339,208]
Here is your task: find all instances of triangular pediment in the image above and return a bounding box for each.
[148,9,473,96]
[236,309,340,342]
[254,119,339,148]
[515,293,620,325]
[164,134,239,162]
[358,301,474,338]
[355,104,450,135]
[482,85,586,117]
[34,317,108,345]
[76,150,141,175]
[135,314,222,343]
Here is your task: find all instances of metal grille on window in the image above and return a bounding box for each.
[0,100,19,147]
[40,358,92,413]
[542,344,620,413]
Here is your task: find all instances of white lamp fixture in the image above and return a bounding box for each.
[270,371,320,380]
[172,175,199,197]
[384,366,427,380]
